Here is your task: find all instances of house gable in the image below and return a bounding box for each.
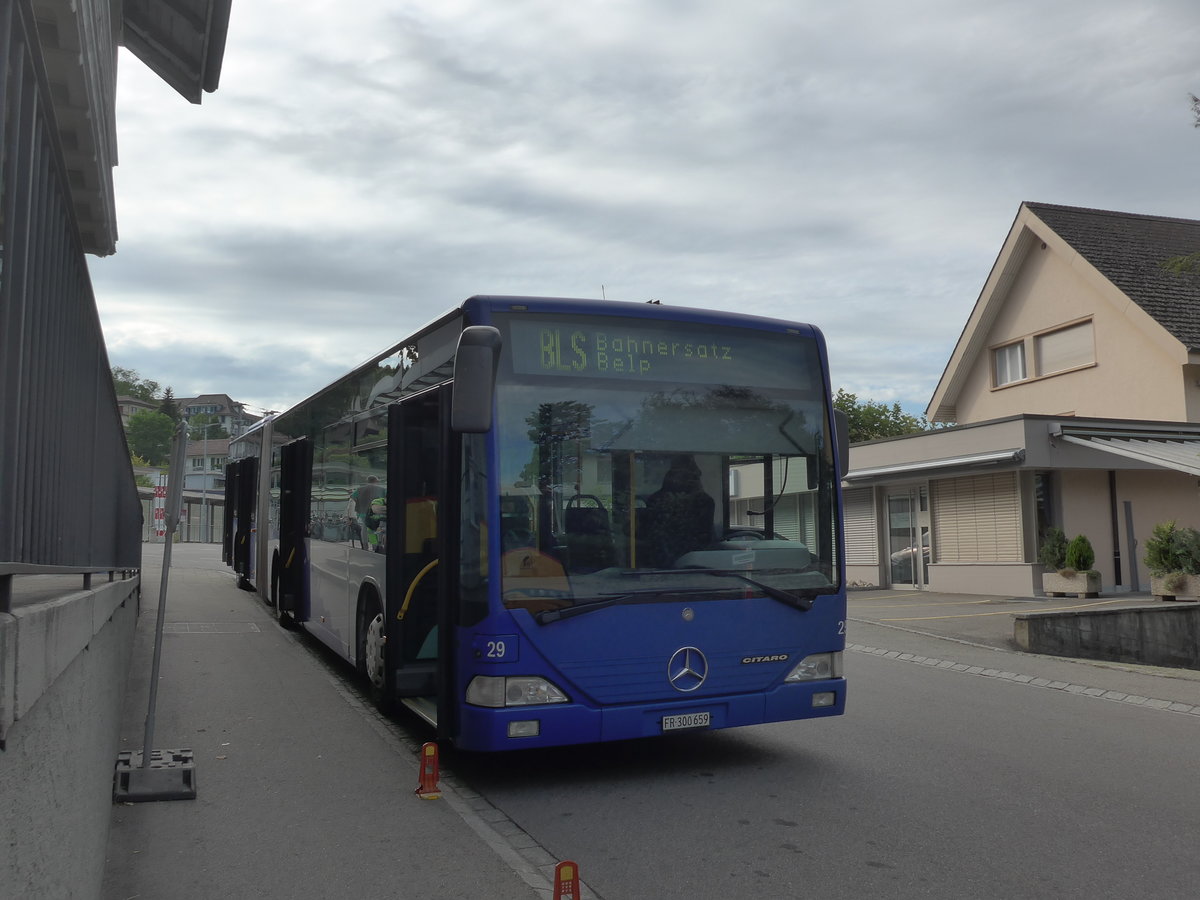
[928,203,1200,425]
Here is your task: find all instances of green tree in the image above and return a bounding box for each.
[833,388,935,443]
[188,412,229,440]
[158,386,181,422]
[112,366,160,401]
[127,410,177,466]
[129,451,157,487]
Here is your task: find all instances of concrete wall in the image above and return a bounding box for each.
[0,576,140,899]
[927,562,1042,597]
[1015,603,1200,670]
[846,563,883,588]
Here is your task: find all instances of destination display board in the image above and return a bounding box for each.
[503,315,817,389]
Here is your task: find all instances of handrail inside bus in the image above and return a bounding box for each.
[399,559,440,621]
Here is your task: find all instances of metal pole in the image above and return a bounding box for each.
[141,420,187,767]
[203,428,208,543]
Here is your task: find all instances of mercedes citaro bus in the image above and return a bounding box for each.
[226,295,849,751]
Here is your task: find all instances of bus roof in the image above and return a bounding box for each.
[254,296,823,427]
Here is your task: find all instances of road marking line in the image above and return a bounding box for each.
[847,642,1200,717]
[853,599,995,610]
[877,597,1136,622]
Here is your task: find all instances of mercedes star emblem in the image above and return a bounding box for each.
[667,646,708,692]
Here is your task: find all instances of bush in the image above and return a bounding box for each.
[1064,534,1095,572]
[1038,527,1068,570]
[1174,527,1200,575]
[1143,521,1200,576]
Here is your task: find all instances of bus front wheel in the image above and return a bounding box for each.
[359,596,391,712]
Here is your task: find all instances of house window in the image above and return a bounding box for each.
[993,341,1026,387]
[1035,320,1093,377]
[190,458,203,470]
[1034,471,1057,544]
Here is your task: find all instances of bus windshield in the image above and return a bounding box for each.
[493,312,839,619]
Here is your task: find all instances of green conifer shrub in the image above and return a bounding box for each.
[1064,534,1095,573]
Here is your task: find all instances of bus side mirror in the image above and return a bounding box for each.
[451,325,502,433]
[834,408,850,479]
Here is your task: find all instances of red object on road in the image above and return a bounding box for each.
[553,861,580,900]
[414,742,441,799]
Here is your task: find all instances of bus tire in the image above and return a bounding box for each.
[358,592,391,713]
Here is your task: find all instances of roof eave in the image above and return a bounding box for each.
[121,0,232,104]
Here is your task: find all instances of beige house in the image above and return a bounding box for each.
[843,202,1200,595]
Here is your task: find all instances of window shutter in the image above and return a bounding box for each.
[843,487,878,564]
[932,472,1021,562]
[1035,321,1093,376]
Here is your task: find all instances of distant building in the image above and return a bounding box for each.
[177,393,258,437]
[183,437,229,492]
[116,395,158,428]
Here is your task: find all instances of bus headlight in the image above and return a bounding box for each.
[784,652,843,682]
[465,676,570,708]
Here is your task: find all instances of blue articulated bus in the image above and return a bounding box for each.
[227,296,849,751]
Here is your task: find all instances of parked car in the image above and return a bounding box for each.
[722,527,789,542]
[890,533,930,582]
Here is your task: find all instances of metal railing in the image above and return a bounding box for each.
[0,0,142,612]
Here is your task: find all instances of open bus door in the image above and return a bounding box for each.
[222,462,237,565]
[232,457,257,588]
[386,384,457,741]
[277,437,312,623]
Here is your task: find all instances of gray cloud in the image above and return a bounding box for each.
[92,0,1200,418]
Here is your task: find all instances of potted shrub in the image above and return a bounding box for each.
[1041,530,1101,598]
[1144,521,1200,601]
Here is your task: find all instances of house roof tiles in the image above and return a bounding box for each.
[1026,202,1200,351]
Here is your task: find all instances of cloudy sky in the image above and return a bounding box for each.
[91,0,1199,418]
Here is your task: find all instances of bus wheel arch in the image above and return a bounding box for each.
[357,586,389,710]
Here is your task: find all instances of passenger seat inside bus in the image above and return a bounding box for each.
[564,494,615,572]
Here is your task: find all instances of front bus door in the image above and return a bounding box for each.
[386,384,456,740]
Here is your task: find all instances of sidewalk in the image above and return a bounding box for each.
[102,544,546,900]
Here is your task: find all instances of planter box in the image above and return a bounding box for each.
[1149,573,1200,602]
[1042,570,1100,599]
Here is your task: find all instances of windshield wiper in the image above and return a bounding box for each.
[620,567,816,612]
[685,569,815,611]
[534,587,722,624]
[534,571,817,623]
